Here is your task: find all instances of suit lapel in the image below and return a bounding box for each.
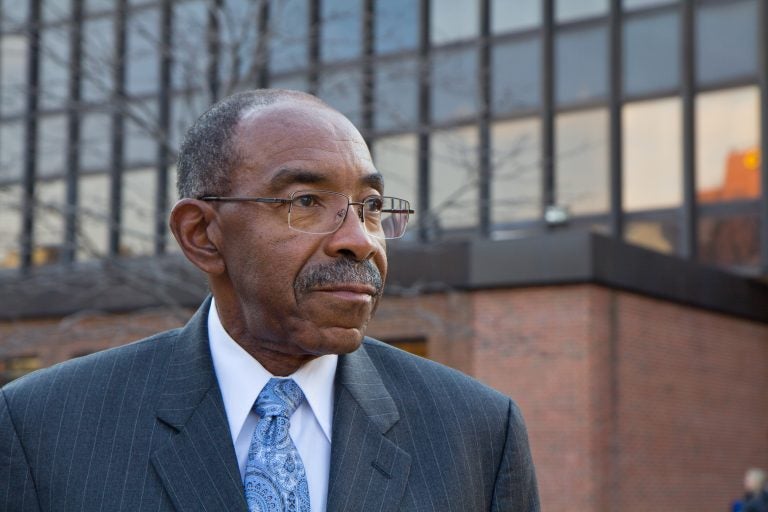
[326,341,411,512]
[151,298,248,512]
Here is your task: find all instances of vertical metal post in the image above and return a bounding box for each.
[361,0,374,142]
[680,0,697,260]
[256,0,270,88]
[417,0,430,241]
[21,0,42,271]
[608,0,623,240]
[758,0,768,274]
[64,0,83,264]
[308,0,320,94]
[541,0,555,220]
[155,0,172,255]
[207,0,222,103]
[108,0,127,257]
[478,0,491,237]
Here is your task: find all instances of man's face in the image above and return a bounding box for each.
[212,101,388,361]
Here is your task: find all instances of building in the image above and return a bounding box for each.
[1,1,767,510]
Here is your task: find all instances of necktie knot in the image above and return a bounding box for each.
[254,378,304,420]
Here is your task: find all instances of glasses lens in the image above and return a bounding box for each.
[379,197,411,239]
[288,191,349,234]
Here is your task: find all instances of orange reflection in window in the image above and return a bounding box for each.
[698,147,761,203]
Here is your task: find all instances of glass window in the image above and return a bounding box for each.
[126,7,160,97]
[624,0,676,11]
[372,134,419,204]
[625,216,679,254]
[85,0,113,14]
[699,210,759,270]
[77,173,110,259]
[269,0,309,73]
[0,121,24,181]
[696,0,757,85]
[43,0,70,22]
[173,1,208,91]
[374,57,419,132]
[269,73,309,92]
[170,91,209,153]
[374,0,419,54]
[623,97,681,211]
[39,26,70,110]
[0,184,21,268]
[317,67,363,127]
[39,115,68,178]
[555,25,608,106]
[429,126,479,230]
[556,108,609,215]
[82,17,114,103]
[696,86,759,203]
[492,0,540,33]
[431,46,478,124]
[321,0,362,63]
[34,179,66,265]
[122,168,157,256]
[492,36,540,114]
[431,0,478,45]
[1,2,28,31]
[81,112,112,172]
[1,35,28,116]
[556,0,607,22]
[218,0,262,90]
[623,10,679,97]
[491,118,541,224]
[124,100,158,168]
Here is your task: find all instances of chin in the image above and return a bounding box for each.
[311,325,366,356]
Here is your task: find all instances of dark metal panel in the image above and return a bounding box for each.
[759,0,768,274]
[540,0,554,217]
[608,0,623,238]
[680,0,697,260]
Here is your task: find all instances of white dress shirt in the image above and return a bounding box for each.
[208,298,336,512]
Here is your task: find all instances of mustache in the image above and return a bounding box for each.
[294,257,384,296]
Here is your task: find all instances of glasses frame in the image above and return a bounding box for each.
[199,189,415,239]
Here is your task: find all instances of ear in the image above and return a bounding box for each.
[169,198,226,275]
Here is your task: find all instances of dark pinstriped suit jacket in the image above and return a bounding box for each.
[0,298,539,511]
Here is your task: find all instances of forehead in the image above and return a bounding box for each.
[231,101,379,193]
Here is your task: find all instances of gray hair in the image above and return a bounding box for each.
[176,89,326,199]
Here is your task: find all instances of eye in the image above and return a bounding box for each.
[293,193,323,208]
[363,196,384,214]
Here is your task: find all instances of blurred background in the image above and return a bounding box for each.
[0,0,766,510]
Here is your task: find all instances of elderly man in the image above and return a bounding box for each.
[0,90,539,511]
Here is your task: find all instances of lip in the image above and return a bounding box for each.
[312,283,377,300]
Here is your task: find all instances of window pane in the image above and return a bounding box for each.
[431,0,478,45]
[696,86,759,203]
[40,26,70,110]
[82,17,114,103]
[699,209,759,270]
[317,67,362,127]
[623,10,679,97]
[43,0,70,22]
[492,36,540,114]
[34,179,66,266]
[78,173,109,259]
[556,0,607,22]
[0,121,24,181]
[372,134,418,205]
[170,91,209,153]
[1,2,28,31]
[321,0,362,62]
[623,97,681,211]
[219,0,262,90]
[81,112,112,172]
[0,184,21,268]
[173,1,208,91]
[269,73,309,92]
[122,168,156,256]
[269,0,308,73]
[1,35,28,116]
[491,118,541,225]
[85,0,113,14]
[624,0,676,11]
[374,0,419,54]
[430,126,479,230]
[126,8,160,97]
[374,57,419,132]
[556,108,609,215]
[556,25,608,106]
[492,0,540,33]
[696,0,757,85]
[39,115,67,178]
[431,46,478,124]
[625,216,679,254]
[125,100,158,168]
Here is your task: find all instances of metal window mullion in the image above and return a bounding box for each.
[207,0,222,103]
[155,0,172,255]
[307,0,320,94]
[680,0,697,260]
[64,0,84,264]
[20,0,42,272]
[361,0,374,141]
[417,0,430,241]
[108,0,127,257]
[541,0,555,221]
[759,0,768,274]
[608,0,623,239]
[478,0,491,237]
[256,0,270,88]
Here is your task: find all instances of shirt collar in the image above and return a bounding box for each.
[207,297,337,445]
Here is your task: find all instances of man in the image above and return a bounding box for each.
[0,90,539,511]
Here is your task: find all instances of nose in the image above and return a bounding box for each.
[324,203,381,261]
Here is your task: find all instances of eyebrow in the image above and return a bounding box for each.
[270,168,385,194]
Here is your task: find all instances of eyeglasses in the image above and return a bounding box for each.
[200,190,414,239]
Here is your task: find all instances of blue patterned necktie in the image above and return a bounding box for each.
[244,378,311,512]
